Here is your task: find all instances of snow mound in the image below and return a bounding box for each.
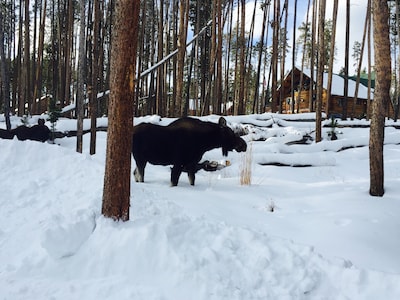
[41,210,96,259]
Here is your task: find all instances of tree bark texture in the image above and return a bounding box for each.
[76,0,86,153]
[176,0,189,116]
[369,0,391,197]
[316,0,326,143]
[271,0,280,113]
[102,0,140,221]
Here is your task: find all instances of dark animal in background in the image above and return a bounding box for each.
[0,119,50,142]
[132,117,247,186]
[0,128,14,139]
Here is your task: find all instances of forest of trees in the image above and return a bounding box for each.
[0,0,399,121]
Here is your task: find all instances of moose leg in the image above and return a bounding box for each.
[185,163,197,186]
[171,165,183,186]
[188,171,196,186]
[134,161,146,182]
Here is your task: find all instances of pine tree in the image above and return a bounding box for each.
[369,0,391,196]
[102,0,140,221]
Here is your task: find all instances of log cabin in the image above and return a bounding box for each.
[275,67,394,118]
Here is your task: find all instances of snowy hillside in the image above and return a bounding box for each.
[1,113,400,299]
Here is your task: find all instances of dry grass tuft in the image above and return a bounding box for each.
[240,142,252,185]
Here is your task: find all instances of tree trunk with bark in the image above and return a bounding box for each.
[367,0,372,121]
[0,6,11,130]
[90,0,100,155]
[342,0,350,120]
[271,0,280,112]
[176,0,189,116]
[237,0,246,115]
[352,0,370,118]
[291,0,297,114]
[102,0,140,221]
[326,0,338,117]
[316,0,326,143]
[23,0,31,114]
[215,0,223,115]
[369,0,391,197]
[76,0,86,153]
[309,0,317,112]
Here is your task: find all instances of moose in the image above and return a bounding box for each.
[0,119,50,142]
[132,116,247,186]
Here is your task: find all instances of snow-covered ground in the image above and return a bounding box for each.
[1,113,400,299]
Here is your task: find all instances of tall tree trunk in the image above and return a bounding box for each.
[290,0,297,114]
[0,7,10,129]
[280,0,288,114]
[97,1,106,116]
[64,0,74,110]
[271,0,280,112]
[215,0,223,115]
[171,1,178,116]
[33,0,47,115]
[316,0,326,143]
[243,0,257,115]
[309,0,317,112]
[50,1,59,112]
[102,0,140,221]
[156,0,165,116]
[57,1,66,109]
[176,0,189,116]
[12,1,18,114]
[342,0,350,120]
[352,0,370,119]
[253,1,269,114]
[326,0,338,117]
[31,0,38,114]
[76,0,86,153]
[233,2,240,115]
[367,0,372,121]
[369,0,391,197]
[90,0,100,155]
[17,0,25,116]
[23,0,31,114]
[395,0,400,121]
[224,0,234,114]
[135,0,146,115]
[207,0,217,114]
[298,0,311,113]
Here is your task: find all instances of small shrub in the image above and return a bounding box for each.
[268,200,275,212]
[328,116,338,140]
[48,109,62,143]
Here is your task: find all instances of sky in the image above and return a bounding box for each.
[238,0,373,74]
[1,113,400,299]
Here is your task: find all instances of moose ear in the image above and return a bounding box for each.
[218,117,227,128]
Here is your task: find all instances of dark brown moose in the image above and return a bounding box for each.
[132,117,247,186]
[0,119,50,142]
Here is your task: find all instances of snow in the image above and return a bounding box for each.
[1,113,400,299]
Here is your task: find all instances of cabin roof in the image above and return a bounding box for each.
[282,67,374,100]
